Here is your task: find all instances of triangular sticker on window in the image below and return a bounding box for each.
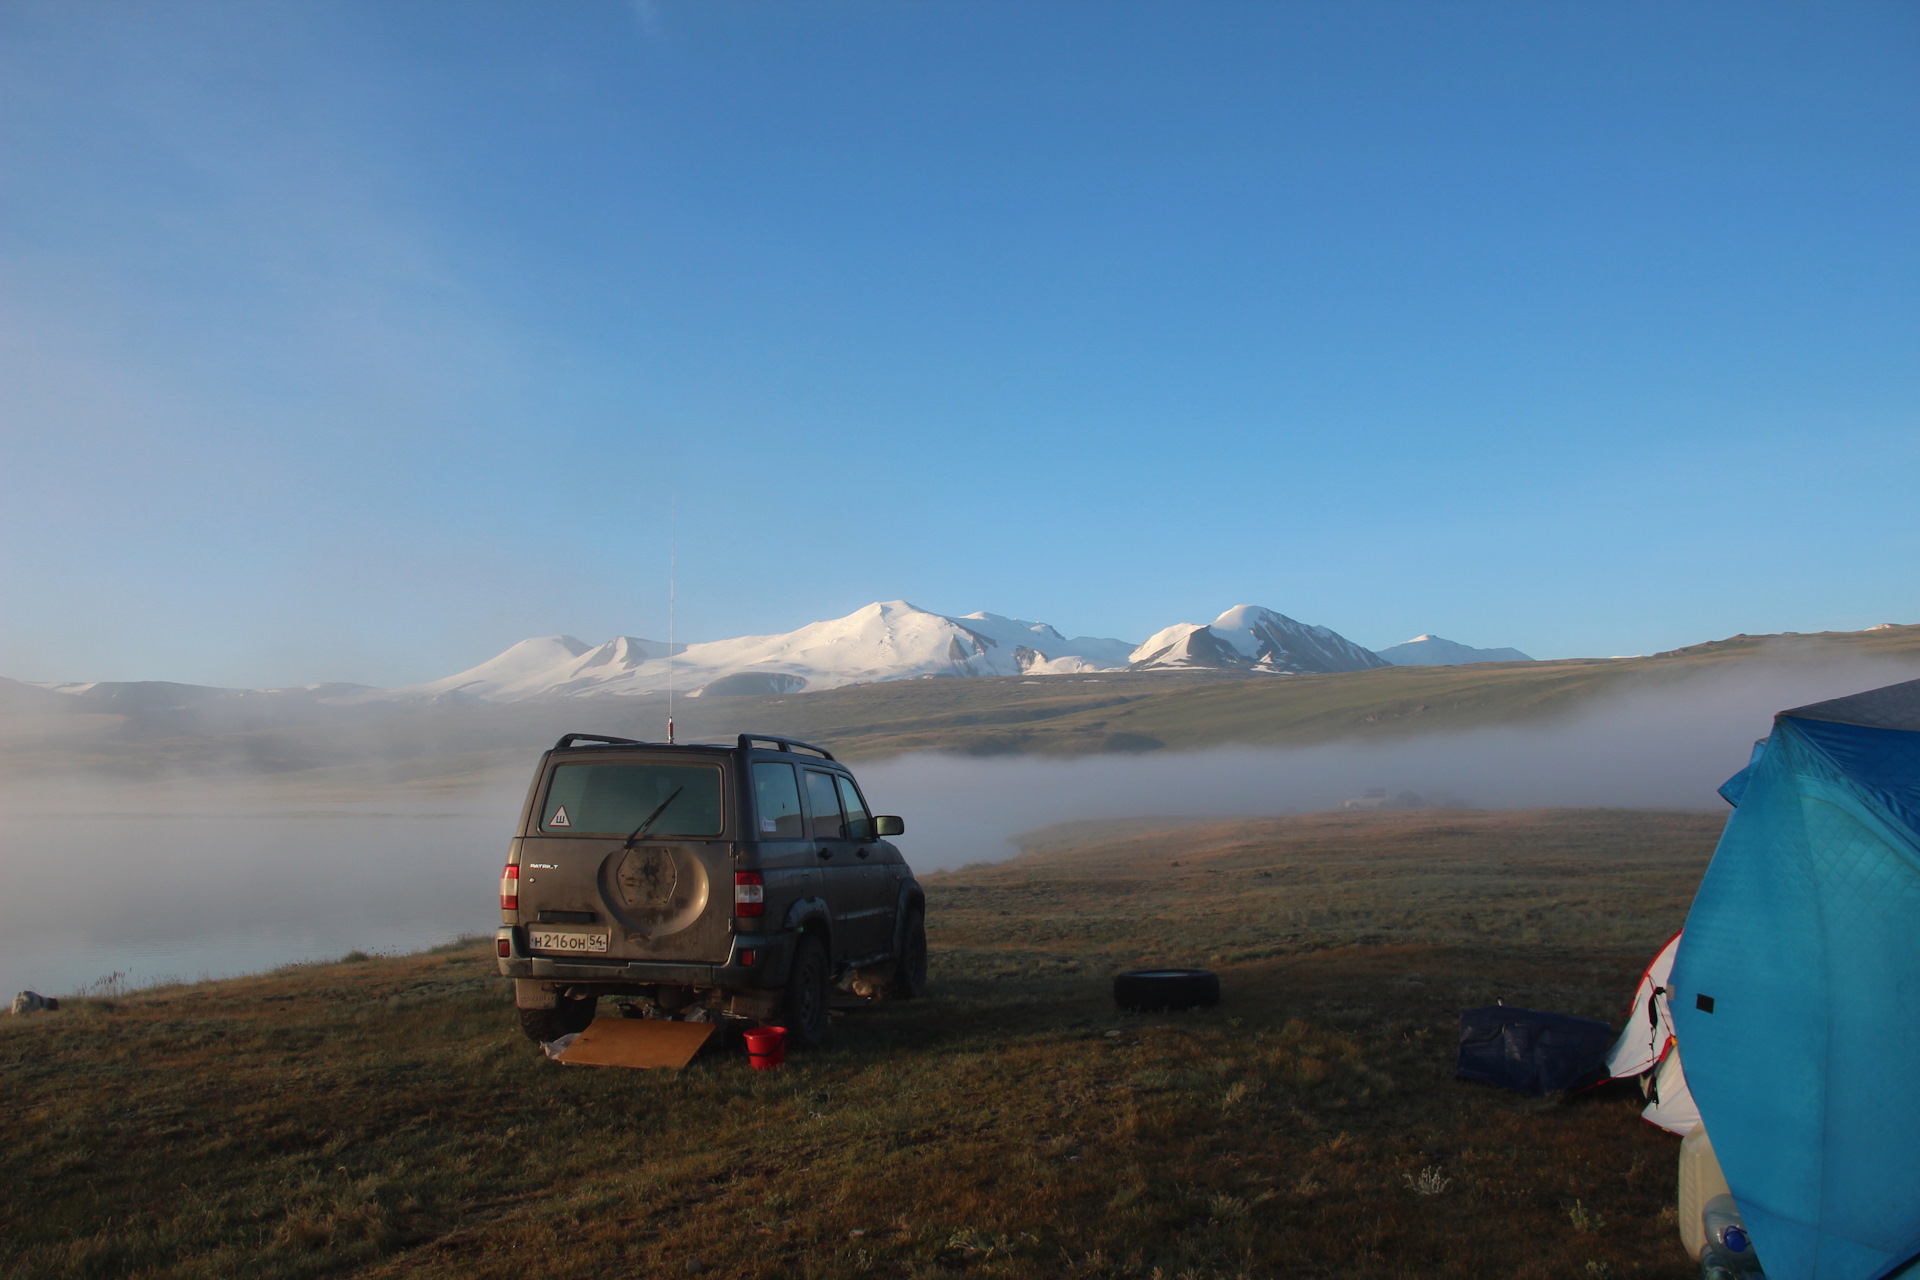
[549,805,571,828]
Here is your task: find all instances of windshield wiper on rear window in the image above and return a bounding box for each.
[623,787,684,847]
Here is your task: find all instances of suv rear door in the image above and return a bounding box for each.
[749,757,815,932]
[518,752,734,964]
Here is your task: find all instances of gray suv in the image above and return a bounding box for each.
[496,733,925,1049]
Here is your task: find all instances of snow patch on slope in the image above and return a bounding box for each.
[401,635,644,702]
[956,612,1137,672]
[1130,606,1388,675]
[1128,623,1250,670]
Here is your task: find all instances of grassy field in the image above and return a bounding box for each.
[5,624,1919,784]
[2,807,1724,1279]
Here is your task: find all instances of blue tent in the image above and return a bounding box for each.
[1673,677,1920,1280]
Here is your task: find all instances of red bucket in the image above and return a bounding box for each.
[743,1025,786,1070]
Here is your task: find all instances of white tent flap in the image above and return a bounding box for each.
[1605,930,1699,1134]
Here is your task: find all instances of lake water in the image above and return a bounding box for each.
[0,790,520,998]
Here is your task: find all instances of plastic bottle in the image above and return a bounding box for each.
[1699,1194,1765,1279]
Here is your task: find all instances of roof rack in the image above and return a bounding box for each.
[552,732,646,750]
[737,733,835,761]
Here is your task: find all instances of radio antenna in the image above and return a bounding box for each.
[667,492,676,744]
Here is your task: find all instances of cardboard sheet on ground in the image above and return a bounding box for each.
[558,1018,715,1070]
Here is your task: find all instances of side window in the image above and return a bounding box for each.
[835,775,871,841]
[803,769,844,841]
[752,762,805,839]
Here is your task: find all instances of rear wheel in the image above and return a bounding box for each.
[781,934,830,1049]
[888,905,927,999]
[517,993,598,1044]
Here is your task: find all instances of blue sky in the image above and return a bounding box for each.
[2,2,1915,688]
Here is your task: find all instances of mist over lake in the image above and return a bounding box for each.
[5,646,1912,999]
[0,788,520,998]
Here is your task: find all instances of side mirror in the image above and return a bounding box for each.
[873,814,905,837]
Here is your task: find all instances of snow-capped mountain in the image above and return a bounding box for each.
[383,602,1138,703]
[950,611,1137,673]
[1130,606,1388,675]
[396,635,680,702]
[20,602,1526,709]
[1375,635,1533,666]
[661,601,1122,693]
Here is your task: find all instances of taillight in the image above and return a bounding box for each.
[734,871,764,917]
[500,863,519,911]
[497,936,512,958]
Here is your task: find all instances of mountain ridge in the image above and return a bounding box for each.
[1377,635,1534,666]
[376,601,1143,703]
[7,624,1919,780]
[17,599,1534,704]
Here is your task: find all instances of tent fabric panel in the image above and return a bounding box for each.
[1641,1046,1700,1136]
[1674,716,1920,1280]
[1604,930,1681,1079]
[1867,1239,1920,1280]
[1785,716,1920,840]
[1785,677,1920,734]
[1719,738,1770,808]
[1737,1201,1902,1280]
[1799,791,1920,1249]
[1674,734,1829,1247]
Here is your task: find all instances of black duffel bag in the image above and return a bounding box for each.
[1455,1004,1613,1096]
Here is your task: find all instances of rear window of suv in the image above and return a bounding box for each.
[539,762,724,836]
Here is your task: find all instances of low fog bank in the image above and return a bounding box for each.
[0,782,522,998]
[860,658,1920,870]
[3,656,1912,994]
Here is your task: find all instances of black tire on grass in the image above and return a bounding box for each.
[1113,968,1220,1012]
[781,933,831,1049]
[888,905,928,1000]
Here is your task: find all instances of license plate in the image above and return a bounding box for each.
[530,929,609,954]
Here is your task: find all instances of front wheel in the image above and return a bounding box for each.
[780,934,830,1049]
[888,905,927,999]
[517,993,598,1044]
